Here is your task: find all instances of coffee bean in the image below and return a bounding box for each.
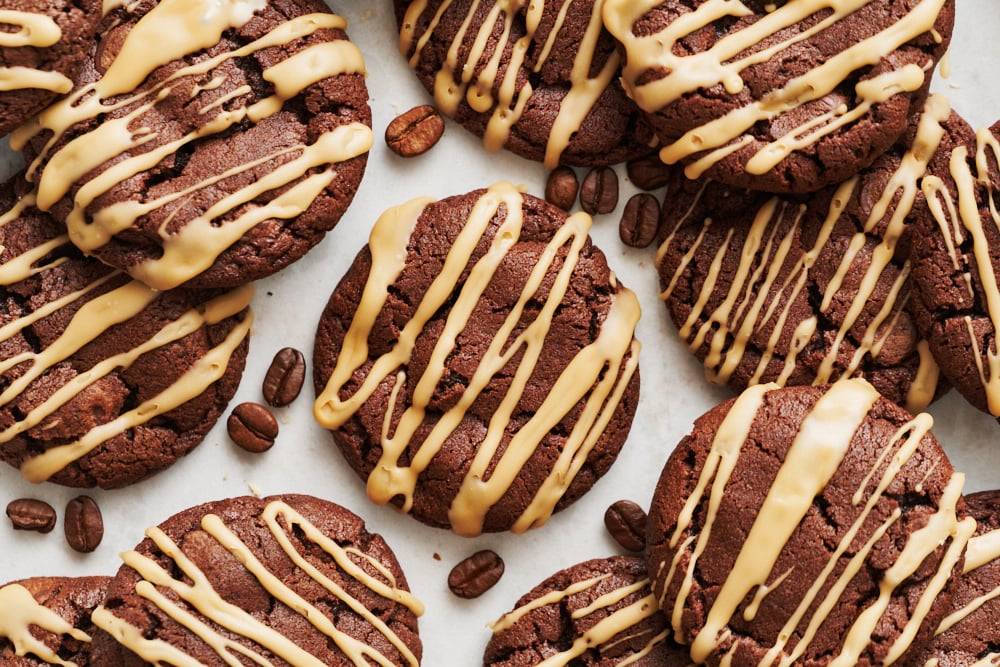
[626,155,671,191]
[448,549,504,599]
[64,496,103,553]
[262,347,306,407]
[604,500,647,552]
[580,166,619,215]
[385,104,445,157]
[619,193,661,248]
[228,402,279,453]
[544,166,579,211]
[6,498,56,533]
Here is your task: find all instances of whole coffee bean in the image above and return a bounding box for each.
[262,347,306,407]
[604,499,647,552]
[626,155,671,191]
[6,498,57,533]
[64,496,103,553]
[580,166,619,215]
[228,402,279,453]
[385,104,445,157]
[618,193,661,248]
[544,166,579,211]
[448,549,504,599]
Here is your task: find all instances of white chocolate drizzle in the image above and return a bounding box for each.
[314,182,641,536]
[0,11,72,93]
[0,583,90,667]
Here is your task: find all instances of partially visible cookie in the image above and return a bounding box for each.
[313,183,641,536]
[394,0,656,167]
[0,174,251,488]
[484,555,686,666]
[646,380,973,667]
[602,0,955,193]
[0,0,101,137]
[89,494,424,667]
[0,575,109,666]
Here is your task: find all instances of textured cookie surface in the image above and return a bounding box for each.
[602,0,955,193]
[0,0,101,137]
[0,175,251,488]
[14,0,372,290]
[394,0,656,167]
[646,380,971,667]
[313,183,641,536]
[0,576,109,666]
[655,96,952,413]
[89,494,424,666]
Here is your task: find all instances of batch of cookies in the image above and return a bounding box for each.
[0,0,998,664]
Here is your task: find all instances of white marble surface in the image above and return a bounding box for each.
[1,2,999,664]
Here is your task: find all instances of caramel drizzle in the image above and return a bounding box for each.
[91,500,423,667]
[0,10,72,94]
[602,0,945,177]
[665,379,971,665]
[400,0,620,167]
[0,583,91,667]
[314,182,641,536]
[11,0,372,291]
[655,95,950,412]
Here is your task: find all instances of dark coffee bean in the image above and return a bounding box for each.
[64,496,103,553]
[580,166,619,215]
[448,549,504,599]
[228,402,279,453]
[626,155,671,191]
[385,104,445,157]
[6,498,57,533]
[604,499,647,552]
[619,193,661,248]
[544,166,579,211]
[262,347,306,407]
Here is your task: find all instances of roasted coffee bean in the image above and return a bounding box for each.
[626,155,671,191]
[580,166,619,215]
[544,166,579,211]
[448,549,505,599]
[6,498,57,533]
[385,104,445,157]
[604,499,647,552]
[64,496,103,553]
[228,402,279,453]
[262,347,306,407]
[619,193,661,248]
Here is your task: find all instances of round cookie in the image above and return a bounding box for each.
[655,95,952,413]
[12,0,373,290]
[0,576,109,666]
[313,183,641,536]
[646,379,972,667]
[602,0,955,193]
[484,555,686,666]
[394,0,656,167]
[914,490,1000,666]
[908,112,1000,421]
[88,494,424,667]
[0,174,252,489]
[0,0,101,137]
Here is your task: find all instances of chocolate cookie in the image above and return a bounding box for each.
[394,0,656,167]
[908,111,1000,421]
[0,174,251,489]
[12,0,372,290]
[0,575,109,666]
[0,0,101,137]
[646,380,973,666]
[313,183,641,536]
[89,494,424,666]
[484,555,686,666]
[603,0,955,193]
[655,95,952,413]
[915,490,1000,666]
